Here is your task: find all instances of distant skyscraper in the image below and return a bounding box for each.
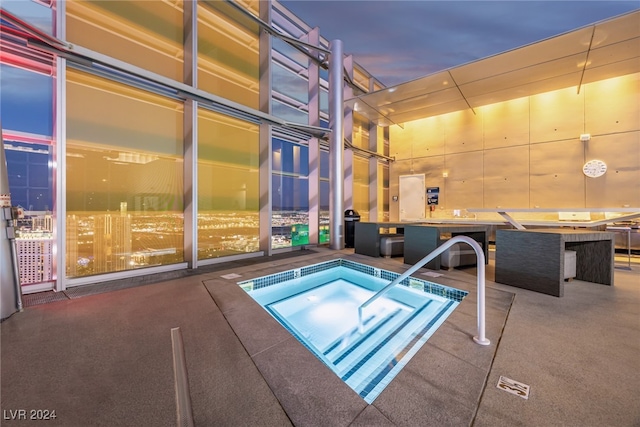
[32,212,53,232]
[93,203,132,273]
[16,235,53,285]
[66,214,79,277]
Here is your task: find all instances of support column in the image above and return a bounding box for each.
[1,126,21,319]
[329,40,344,250]
[183,0,198,269]
[307,27,320,245]
[258,0,273,255]
[342,55,354,212]
[54,3,66,291]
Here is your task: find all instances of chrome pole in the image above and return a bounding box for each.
[329,40,344,250]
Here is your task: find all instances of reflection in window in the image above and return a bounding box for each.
[353,113,371,222]
[4,141,53,211]
[272,98,309,124]
[1,0,53,35]
[1,64,53,136]
[272,38,309,69]
[353,112,369,150]
[198,2,259,108]
[66,0,184,81]
[272,139,309,248]
[381,164,390,221]
[353,156,370,222]
[272,62,309,105]
[197,108,259,260]
[319,149,330,244]
[66,68,184,278]
[1,62,55,287]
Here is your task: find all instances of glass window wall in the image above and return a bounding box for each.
[272,139,309,248]
[352,113,370,221]
[198,2,259,109]
[197,108,259,260]
[272,62,309,105]
[272,98,309,124]
[66,0,184,82]
[66,68,184,278]
[319,149,330,244]
[1,61,55,287]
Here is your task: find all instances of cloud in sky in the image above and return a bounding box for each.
[279,0,640,86]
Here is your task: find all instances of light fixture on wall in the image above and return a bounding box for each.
[442,172,448,178]
[580,133,591,142]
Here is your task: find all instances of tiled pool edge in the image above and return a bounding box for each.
[239,258,468,302]
[203,251,514,426]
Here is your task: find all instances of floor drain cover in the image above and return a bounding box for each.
[497,376,530,399]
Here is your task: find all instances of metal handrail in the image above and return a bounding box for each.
[357,235,490,345]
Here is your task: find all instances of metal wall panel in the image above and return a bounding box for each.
[483,146,530,208]
[389,125,411,160]
[530,86,584,143]
[585,73,640,136]
[585,133,640,207]
[529,139,584,208]
[482,97,530,150]
[388,73,639,211]
[444,151,483,208]
[444,109,483,155]
[413,116,445,158]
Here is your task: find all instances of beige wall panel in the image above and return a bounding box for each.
[444,152,484,208]
[389,124,414,160]
[412,116,445,158]
[389,160,414,221]
[481,97,530,150]
[530,140,585,208]
[483,146,530,208]
[530,87,584,143]
[444,109,484,155]
[585,132,640,207]
[585,73,640,136]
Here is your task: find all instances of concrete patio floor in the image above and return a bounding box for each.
[1,247,638,426]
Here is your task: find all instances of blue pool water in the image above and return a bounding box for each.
[238,259,467,403]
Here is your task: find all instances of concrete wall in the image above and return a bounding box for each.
[389,73,640,220]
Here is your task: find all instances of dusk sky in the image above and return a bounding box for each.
[280,0,640,86]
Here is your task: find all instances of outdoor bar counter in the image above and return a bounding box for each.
[403,224,489,269]
[495,228,616,297]
[354,222,406,257]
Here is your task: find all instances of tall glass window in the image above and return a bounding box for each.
[66,0,184,82]
[272,62,308,103]
[198,2,259,109]
[272,139,309,248]
[1,61,55,287]
[66,68,184,278]
[197,108,259,260]
[379,126,390,221]
[352,113,370,221]
[319,149,330,244]
[272,40,309,124]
